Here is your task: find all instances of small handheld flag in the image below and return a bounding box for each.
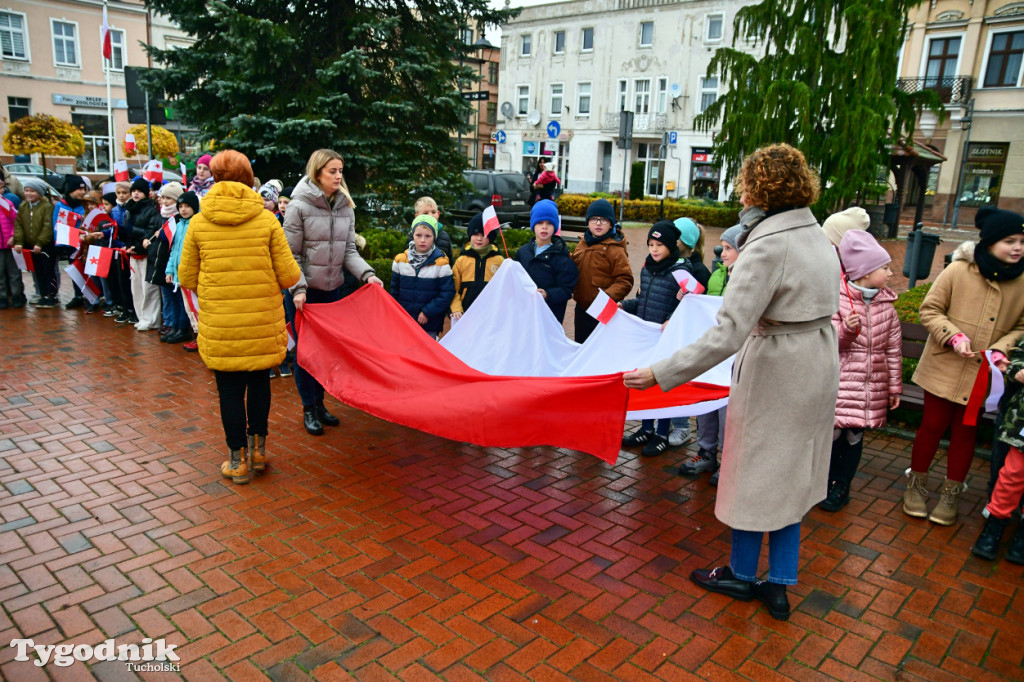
[12,250,34,272]
[55,223,81,249]
[161,218,176,243]
[482,206,500,237]
[84,245,113,278]
[143,160,163,183]
[180,163,188,186]
[585,289,618,324]
[65,261,102,304]
[673,269,706,295]
[114,159,130,182]
[56,208,82,230]
[124,134,136,154]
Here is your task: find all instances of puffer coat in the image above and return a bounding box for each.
[177,181,301,372]
[284,176,373,295]
[621,261,687,324]
[833,284,902,429]
[571,230,633,307]
[391,247,455,333]
[913,242,1024,404]
[514,236,579,323]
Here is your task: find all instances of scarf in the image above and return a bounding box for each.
[471,245,492,257]
[975,244,1024,282]
[645,249,680,275]
[189,175,214,196]
[849,281,879,304]
[736,206,767,247]
[584,229,615,246]
[160,204,177,219]
[407,247,431,271]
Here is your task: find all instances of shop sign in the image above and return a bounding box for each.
[692,147,713,163]
[53,94,128,109]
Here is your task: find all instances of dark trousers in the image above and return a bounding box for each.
[294,287,342,407]
[574,310,599,343]
[827,428,864,488]
[32,245,58,297]
[214,369,271,450]
[115,255,133,311]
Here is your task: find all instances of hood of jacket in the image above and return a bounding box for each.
[198,181,266,226]
[951,241,976,264]
[290,176,350,213]
[527,235,570,259]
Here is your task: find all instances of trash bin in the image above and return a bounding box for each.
[903,230,941,281]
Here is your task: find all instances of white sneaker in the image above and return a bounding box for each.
[135,324,154,331]
[668,430,693,447]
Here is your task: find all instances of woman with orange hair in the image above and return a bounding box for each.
[624,143,840,620]
[177,150,301,484]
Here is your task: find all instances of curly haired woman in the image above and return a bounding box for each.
[625,143,840,620]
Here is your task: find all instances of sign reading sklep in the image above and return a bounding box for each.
[10,637,180,671]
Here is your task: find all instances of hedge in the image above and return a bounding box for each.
[556,193,739,227]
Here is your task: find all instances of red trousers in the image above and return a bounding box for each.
[988,446,1024,518]
[910,391,981,483]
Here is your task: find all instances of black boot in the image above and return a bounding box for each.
[971,515,1010,561]
[818,481,850,512]
[303,406,324,436]
[752,581,790,621]
[316,402,340,427]
[1006,520,1024,565]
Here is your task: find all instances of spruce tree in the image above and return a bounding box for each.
[695,0,942,214]
[142,0,517,225]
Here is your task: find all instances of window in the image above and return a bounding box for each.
[959,142,1009,207]
[984,31,1024,87]
[925,36,961,84]
[581,27,594,52]
[0,11,28,60]
[71,112,111,174]
[577,82,592,115]
[656,77,668,114]
[639,21,653,47]
[8,97,30,122]
[553,30,565,54]
[517,85,530,115]
[520,34,531,57]
[51,20,78,67]
[634,78,651,114]
[488,62,498,84]
[486,102,497,125]
[618,79,628,111]
[106,28,125,70]
[461,28,473,45]
[706,14,724,41]
[698,77,718,113]
[550,83,563,116]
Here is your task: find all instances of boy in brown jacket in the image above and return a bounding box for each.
[571,198,633,342]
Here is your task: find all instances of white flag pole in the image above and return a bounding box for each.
[104,0,115,170]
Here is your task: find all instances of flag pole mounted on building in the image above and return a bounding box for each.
[102,0,116,170]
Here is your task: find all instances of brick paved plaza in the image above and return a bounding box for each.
[2,280,1023,681]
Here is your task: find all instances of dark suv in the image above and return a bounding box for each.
[461,170,532,213]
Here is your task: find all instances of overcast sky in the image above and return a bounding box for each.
[484,0,552,44]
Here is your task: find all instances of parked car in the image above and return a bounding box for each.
[460,170,532,213]
[5,163,69,193]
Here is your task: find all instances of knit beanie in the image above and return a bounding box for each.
[822,207,870,247]
[258,182,279,204]
[411,214,439,237]
[466,212,489,240]
[159,181,184,202]
[101,191,118,206]
[21,177,50,197]
[196,154,212,169]
[176,190,200,215]
[150,180,163,193]
[63,175,87,195]
[720,224,743,250]
[977,207,1024,249]
[530,199,560,231]
[130,177,150,195]
[585,198,615,224]
[839,230,891,281]
[648,220,681,248]
[84,190,102,206]
[281,186,294,199]
[673,217,700,249]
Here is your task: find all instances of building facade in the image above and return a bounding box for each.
[899,1,1024,223]
[496,0,757,199]
[456,25,501,170]
[1,0,194,178]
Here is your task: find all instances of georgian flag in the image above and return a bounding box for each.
[124,134,136,154]
[585,289,618,324]
[84,245,113,278]
[12,250,34,272]
[143,160,163,183]
[101,4,112,61]
[673,269,706,295]
[114,159,130,182]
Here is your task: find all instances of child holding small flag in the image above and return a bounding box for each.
[13,179,54,307]
[449,212,504,321]
[145,182,185,339]
[52,175,88,309]
[513,199,578,324]
[124,177,163,329]
[571,198,633,343]
[391,215,455,339]
[620,220,690,456]
[166,191,199,345]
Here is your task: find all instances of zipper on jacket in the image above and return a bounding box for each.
[864,298,873,425]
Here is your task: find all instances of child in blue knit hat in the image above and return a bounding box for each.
[513,200,578,324]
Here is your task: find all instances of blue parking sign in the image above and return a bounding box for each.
[668,131,678,145]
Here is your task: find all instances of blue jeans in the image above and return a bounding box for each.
[161,286,188,329]
[294,287,342,407]
[641,419,671,436]
[730,521,801,585]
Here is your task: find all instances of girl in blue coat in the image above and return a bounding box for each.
[391,215,455,339]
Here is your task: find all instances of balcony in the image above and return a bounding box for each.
[896,76,972,106]
[601,112,669,134]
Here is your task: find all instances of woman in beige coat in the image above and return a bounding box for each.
[624,144,840,621]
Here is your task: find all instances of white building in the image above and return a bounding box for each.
[496,0,758,200]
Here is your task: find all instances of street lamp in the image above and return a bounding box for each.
[950,98,974,231]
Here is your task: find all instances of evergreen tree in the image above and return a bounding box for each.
[695,0,942,213]
[143,0,517,225]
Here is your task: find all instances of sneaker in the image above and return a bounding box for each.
[183,340,199,352]
[103,307,119,317]
[279,363,292,377]
[37,297,59,309]
[679,450,717,476]
[115,312,132,323]
[622,430,653,448]
[85,302,100,314]
[668,429,694,447]
[64,296,85,310]
[29,295,41,305]
[641,434,670,457]
[269,368,277,378]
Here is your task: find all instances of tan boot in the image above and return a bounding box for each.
[929,478,967,525]
[247,434,267,474]
[903,469,929,518]
[221,447,250,484]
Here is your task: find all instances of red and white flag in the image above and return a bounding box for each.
[673,269,706,295]
[161,218,176,243]
[12,250,34,272]
[84,245,113,278]
[55,222,81,249]
[481,206,500,237]
[101,4,112,61]
[113,159,129,182]
[124,134,136,154]
[183,288,200,317]
[0,195,14,219]
[143,160,163,183]
[179,163,187,186]
[65,261,102,304]
[57,207,82,230]
[585,289,618,324]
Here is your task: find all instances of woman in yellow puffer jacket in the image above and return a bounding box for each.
[178,150,301,485]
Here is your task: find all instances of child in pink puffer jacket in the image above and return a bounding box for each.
[819,230,902,512]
